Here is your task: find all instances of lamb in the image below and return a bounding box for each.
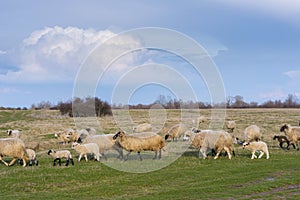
[280,124,300,150]
[191,130,234,160]
[72,142,101,162]
[244,125,261,142]
[273,135,292,149]
[242,141,269,159]
[165,124,188,141]
[82,134,123,160]
[0,138,28,167]
[47,149,74,166]
[226,121,236,133]
[86,127,97,135]
[133,123,152,133]
[7,129,21,139]
[19,149,38,166]
[113,131,166,161]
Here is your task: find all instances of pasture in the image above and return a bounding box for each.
[0,109,300,199]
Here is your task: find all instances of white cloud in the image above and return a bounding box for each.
[0,26,130,83]
[284,70,300,79]
[0,50,6,55]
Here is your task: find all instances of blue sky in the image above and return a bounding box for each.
[1,0,300,107]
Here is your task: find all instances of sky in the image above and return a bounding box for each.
[0,0,300,107]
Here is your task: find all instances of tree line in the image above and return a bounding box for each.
[1,94,299,116]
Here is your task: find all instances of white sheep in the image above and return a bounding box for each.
[113,131,166,161]
[226,121,236,133]
[0,138,28,167]
[244,125,261,142]
[82,134,123,160]
[165,124,188,141]
[7,129,21,139]
[47,149,74,166]
[191,130,234,160]
[242,141,269,159]
[86,127,97,135]
[19,149,38,166]
[133,123,152,133]
[280,124,300,150]
[54,131,70,144]
[72,142,101,162]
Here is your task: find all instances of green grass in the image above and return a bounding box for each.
[1,109,300,199]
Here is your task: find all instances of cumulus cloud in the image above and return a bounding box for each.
[0,26,141,83]
[284,70,300,79]
[0,50,6,55]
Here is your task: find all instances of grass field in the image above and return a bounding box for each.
[0,109,300,199]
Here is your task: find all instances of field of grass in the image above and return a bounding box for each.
[0,109,300,199]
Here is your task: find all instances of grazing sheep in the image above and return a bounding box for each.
[244,125,261,142]
[19,149,38,166]
[113,131,165,161]
[133,123,152,133]
[280,124,300,150]
[66,129,80,143]
[0,138,28,167]
[197,116,207,124]
[165,124,188,141]
[191,130,234,160]
[242,141,269,159]
[54,131,70,145]
[82,134,123,160]
[7,129,21,139]
[86,127,97,135]
[47,149,74,166]
[226,121,236,133]
[72,142,101,162]
[273,135,292,149]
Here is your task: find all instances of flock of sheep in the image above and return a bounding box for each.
[1,116,300,167]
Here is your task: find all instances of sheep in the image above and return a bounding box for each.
[133,123,152,133]
[86,127,97,135]
[72,142,101,162]
[54,131,70,145]
[82,134,123,160]
[19,149,38,166]
[113,131,166,161]
[47,149,74,166]
[242,141,269,159]
[0,138,28,167]
[7,129,21,139]
[273,135,292,149]
[244,125,261,142]
[280,124,300,150]
[165,124,188,142]
[191,130,234,160]
[226,121,236,133]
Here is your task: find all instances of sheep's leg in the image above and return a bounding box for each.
[223,147,232,160]
[8,158,17,166]
[78,154,82,162]
[138,152,143,161]
[153,151,158,160]
[200,148,207,159]
[124,152,131,161]
[213,149,222,160]
[21,158,27,167]
[84,154,88,162]
[258,151,264,159]
[70,158,74,165]
[65,159,69,166]
[0,156,9,166]
[279,142,284,149]
[251,152,257,159]
[158,149,162,159]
